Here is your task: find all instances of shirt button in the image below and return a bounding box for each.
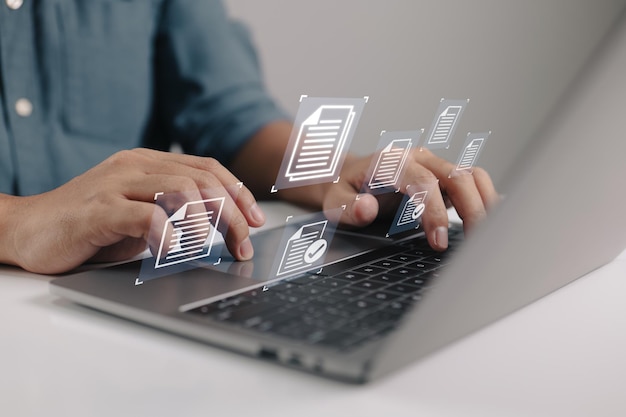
[15,98,33,117]
[6,0,23,10]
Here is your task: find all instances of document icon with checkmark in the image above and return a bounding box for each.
[277,220,329,276]
[387,190,429,236]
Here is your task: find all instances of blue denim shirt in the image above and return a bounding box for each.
[0,0,287,196]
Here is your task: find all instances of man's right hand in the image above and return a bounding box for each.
[0,148,265,274]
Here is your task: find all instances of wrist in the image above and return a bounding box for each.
[0,194,24,267]
[279,154,360,209]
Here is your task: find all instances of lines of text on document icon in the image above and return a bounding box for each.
[277,220,328,276]
[368,139,412,189]
[424,99,469,149]
[155,197,224,269]
[456,138,484,171]
[285,105,355,182]
[428,106,461,145]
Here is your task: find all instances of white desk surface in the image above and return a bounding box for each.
[1,201,625,417]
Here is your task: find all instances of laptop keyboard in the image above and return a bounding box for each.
[188,228,463,352]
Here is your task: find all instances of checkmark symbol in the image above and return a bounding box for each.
[304,239,328,264]
[308,243,325,258]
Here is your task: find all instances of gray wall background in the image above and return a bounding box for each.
[225,0,624,190]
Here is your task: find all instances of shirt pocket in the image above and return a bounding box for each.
[52,0,159,142]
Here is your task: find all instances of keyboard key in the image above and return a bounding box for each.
[388,266,424,277]
[401,277,428,287]
[406,261,440,272]
[302,313,347,329]
[420,254,447,264]
[313,293,345,306]
[370,274,406,284]
[406,293,424,303]
[333,271,368,282]
[370,259,404,269]
[363,291,403,302]
[287,285,326,297]
[313,277,351,289]
[295,300,332,316]
[273,292,306,304]
[389,253,421,263]
[353,280,387,291]
[388,300,411,313]
[385,283,421,295]
[340,299,382,313]
[402,248,431,258]
[352,265,387,276]
[330,286,369,299]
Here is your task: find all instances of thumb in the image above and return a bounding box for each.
[323,183,379,227]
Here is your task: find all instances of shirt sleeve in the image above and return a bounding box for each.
[152,0,290,165]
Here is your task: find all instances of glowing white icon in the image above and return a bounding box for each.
[425,99,469,149]
[277,220,328,276]
[453,131,490,174]
[457,139,483,170]
[397,191,428,226]
[368,139,413,190]
[285,105,355,182]
[272,96,367,191]
[155,197,224,269]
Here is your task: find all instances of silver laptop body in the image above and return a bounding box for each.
[50,11,626,383]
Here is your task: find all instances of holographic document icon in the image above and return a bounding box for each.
[454,131,490,173]
[369,139,413,190]
[155,197,224,269]
[273,96,367,191]
[397,191,428,226]
[457,139,483,170]
[286,105,355,182]
[277,220,328,276]
[425,99,469,149]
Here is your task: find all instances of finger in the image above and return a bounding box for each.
[413,183,449,251]
[198,186,254,261]
[88,198,167,248]
[396,161,449,251]
[108,199,179,264]
[323,182,379,227]
[133,149,265,228]
[119,173,253,261]
[415,149,487,232]
[472,166,500,210]
[122,174,204,212]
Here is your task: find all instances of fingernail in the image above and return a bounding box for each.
[249,203,266,224]
[434,226,448,249]
[238,237,254,260]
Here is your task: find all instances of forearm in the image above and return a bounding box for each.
[229,120,331,209]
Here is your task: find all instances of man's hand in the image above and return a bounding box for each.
[0,148,265,274]
[322,148,499,250]
[232,122,498,252]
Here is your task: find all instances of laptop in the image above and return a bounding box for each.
[50,10,626,383]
